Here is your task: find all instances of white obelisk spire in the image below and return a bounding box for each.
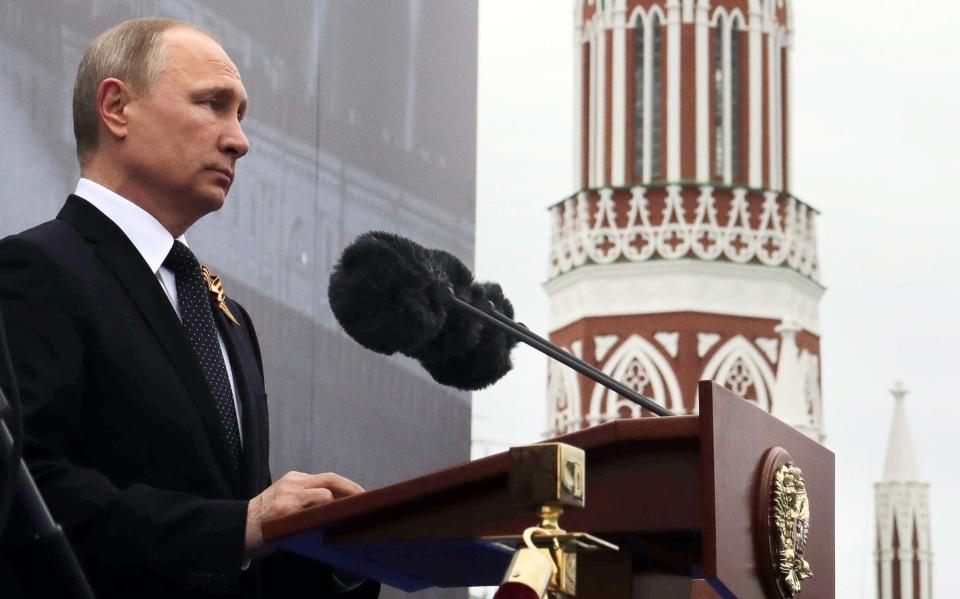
[875,382,932,599]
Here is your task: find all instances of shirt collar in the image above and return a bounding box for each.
[75,178,188,274]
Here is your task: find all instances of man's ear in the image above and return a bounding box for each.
[96,78,132,141]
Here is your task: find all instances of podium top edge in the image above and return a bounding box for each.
[263,415,700,542]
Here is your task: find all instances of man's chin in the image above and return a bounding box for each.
[198,187,229,213]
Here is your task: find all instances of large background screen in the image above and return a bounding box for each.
[0,3,477,597]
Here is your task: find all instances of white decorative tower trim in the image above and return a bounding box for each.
[697,332,721,357]
[654,331,680,358]
[594,334,620,362]
[875,382,933,599]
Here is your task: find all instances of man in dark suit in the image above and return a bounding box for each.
[0,18,379,598]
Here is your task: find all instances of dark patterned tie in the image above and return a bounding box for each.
[163,241,242,472]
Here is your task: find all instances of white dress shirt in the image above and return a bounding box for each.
[75,178,243,444]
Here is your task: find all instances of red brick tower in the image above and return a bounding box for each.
[546,0,824,439]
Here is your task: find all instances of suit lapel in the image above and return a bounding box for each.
[57,196,242,496]
[212,299,267,497]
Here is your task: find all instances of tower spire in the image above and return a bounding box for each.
[875,381,932,599]
[882,381,919,481]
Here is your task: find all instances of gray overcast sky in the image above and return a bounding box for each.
[472,2,960,597]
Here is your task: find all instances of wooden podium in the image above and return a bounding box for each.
[263,382,834,598]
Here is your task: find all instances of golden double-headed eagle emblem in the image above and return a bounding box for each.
[772,463,813,595]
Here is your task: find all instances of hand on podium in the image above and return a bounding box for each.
[244,471,365,556]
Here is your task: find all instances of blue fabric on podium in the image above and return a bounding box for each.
[278,532,515,591]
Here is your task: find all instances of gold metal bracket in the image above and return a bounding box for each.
[492,443,619,598]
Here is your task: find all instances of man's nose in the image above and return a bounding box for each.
[221,118,250,159]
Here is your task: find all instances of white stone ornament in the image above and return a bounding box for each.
[697,332,721,357]
[570,340,583,359]
[587,188,621,264]
[723,188,756,264]
[654,332,679,358]
[656,186,692,259]
[755,337,780,364]
[594,335,620,362]
[690,186,723,261]
[621,187,656,262]
[757,191,788,265]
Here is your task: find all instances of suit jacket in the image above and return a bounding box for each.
[0,195,379,598]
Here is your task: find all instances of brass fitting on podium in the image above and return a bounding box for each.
[489,443,618,598]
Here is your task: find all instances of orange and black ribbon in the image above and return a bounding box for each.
[201,265,240,326]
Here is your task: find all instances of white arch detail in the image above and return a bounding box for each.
[588,334,683,423]
[728,8,747,29]
[699,335,775,412]
[709,6,748,30]
[709,6,729,27]
[628,4,666,29]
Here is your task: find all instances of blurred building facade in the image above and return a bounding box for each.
[545,0,825,441]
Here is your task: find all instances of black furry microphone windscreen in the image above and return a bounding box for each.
[328,231,517,390]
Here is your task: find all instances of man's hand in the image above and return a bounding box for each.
[245,471,365,556]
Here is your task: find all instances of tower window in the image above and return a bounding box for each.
[730,24,742,182]
[713,22,724,179]
[632,20,645,180]
[632,12,664,182]
[650,13,663,179]
[713,14,744,184]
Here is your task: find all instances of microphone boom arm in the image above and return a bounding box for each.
[441,287,674,417]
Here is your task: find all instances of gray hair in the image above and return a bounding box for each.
[72,18,216,165]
